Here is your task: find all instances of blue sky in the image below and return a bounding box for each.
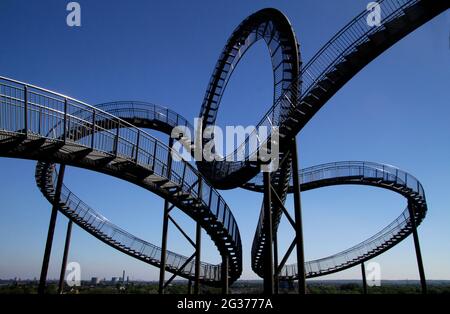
[0,0,449,282]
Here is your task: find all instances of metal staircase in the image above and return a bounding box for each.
[249,0,446,281]
[250,161,427,279]
[0,0,447,288]
[0,78,242,285]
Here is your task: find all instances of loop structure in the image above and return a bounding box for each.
[0,0,448,288]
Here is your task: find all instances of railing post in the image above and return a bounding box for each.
[91,110,96,149]
[134,130,141,163]
[221,255,229,294]
[63,98,68,143]
[361,262,368,294]
[38,164,66,294]
[159,137,173,294]
[58,220,73,294]
[114,119,120,157]
[408,200,427,294]
[263,170,274,295]
[38,108,42,135]
[152,141,158,171]
[291,138,306,294]
[23,85,28,137]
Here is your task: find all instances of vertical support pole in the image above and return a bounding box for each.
[194,176,203,295]
[114,119,120,157]
[221,255,229,295]
[63,99,68,144]
[23,85,28,137]
[38,164,66,294]
[58,220,73,294]
[194,219,201,294]
[361,262,368,295]
[290,137,306,294]
[134,129,140,163]
[263,171,274,295]
[91,110,96,149]
[187,279,192,294]
[408,200,427,294]
[159,137,174,294]
[273,227,279,294]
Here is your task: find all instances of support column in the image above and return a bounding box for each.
[58,220,73,294]
[290,138,306,294]
[361,262,368,295]
[408,200,427,294]
[159,137,174,294]
[221,255,229,294]
[263,171,274,295]
[38,164,66,295]
[194,220,201,294]
[273,227,279,294]
[187,279,192,294]
[158,201,170,294]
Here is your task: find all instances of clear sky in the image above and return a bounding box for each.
[0,0,449,282]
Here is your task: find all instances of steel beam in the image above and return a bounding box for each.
[38,164,66,294]
[23,85,28,137]
[58,220,73,294]
[290,138,306,294]
[194,219,201,294]
[221,255,229,294]
[361,262,368,294]
[158,138,173,294]
[263,171,274,295]
[164,253,196,289]
[273,227,279,294]
[408,200,427,294]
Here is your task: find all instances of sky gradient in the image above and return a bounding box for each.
[0,0,449,282]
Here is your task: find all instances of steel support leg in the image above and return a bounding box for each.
[273,228,279,294]
[194,220,201,294]
[187,279,192,294]
[290,138,306,294]
[408,200,427,294]
[58,220,73,294]
[159,138,173,294]
[221,255,229,294]
[361,262,368,294]
[263,171,274,295]
[38,164,66,294]
[158,199,170,294]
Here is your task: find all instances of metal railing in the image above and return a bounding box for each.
[251,161,427,277]
[35,163,222,281]
[250,0,434,278]
[95,101,195,135]
[0,76,241,280]
[223,0,419,172]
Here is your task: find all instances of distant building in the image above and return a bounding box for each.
[91,277,100,285]
[111,277,119,284]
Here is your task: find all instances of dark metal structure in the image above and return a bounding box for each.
[0,0,448,295]
[361,263,368,295]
